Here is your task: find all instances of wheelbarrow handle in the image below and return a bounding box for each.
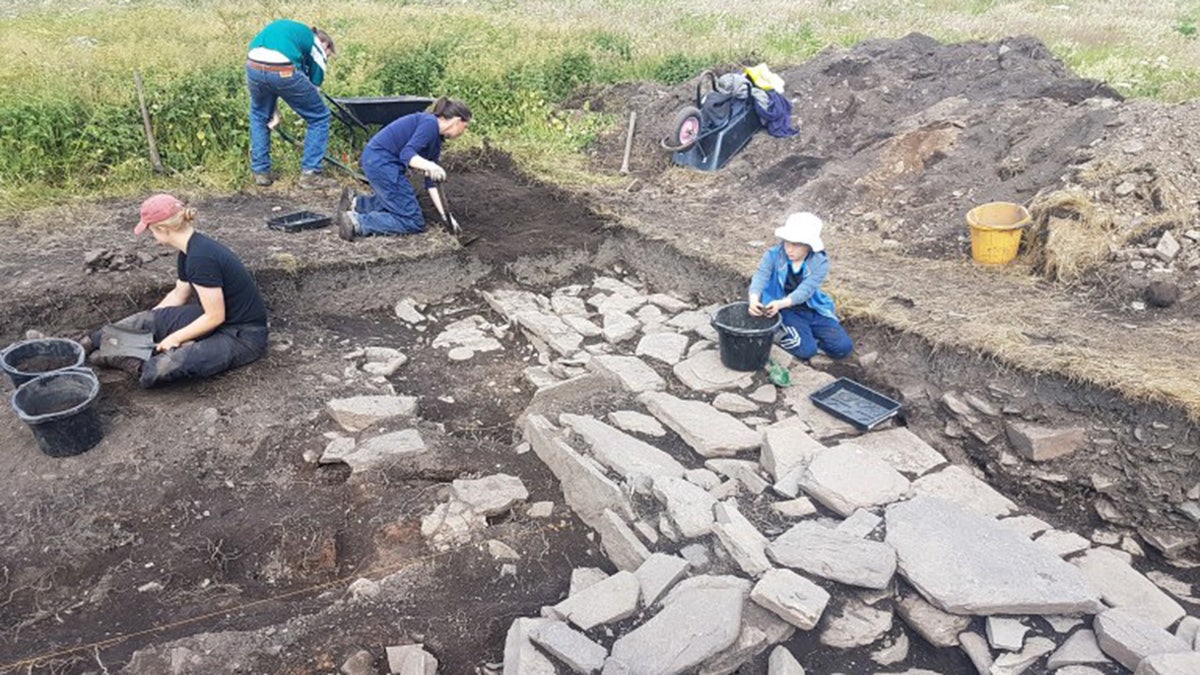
[273,127,368,184]
[322,92,370,133]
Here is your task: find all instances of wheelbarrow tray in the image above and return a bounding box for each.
[809,377,902,431]
[329,96,434,127]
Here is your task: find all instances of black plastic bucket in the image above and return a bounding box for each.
[11,368,103,457]
[711,301,781,372]
[1,338,86,388]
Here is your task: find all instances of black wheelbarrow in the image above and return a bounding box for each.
[275,95,435,182]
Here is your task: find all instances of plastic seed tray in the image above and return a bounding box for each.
[266,211,331,233]
[809,377,902,431]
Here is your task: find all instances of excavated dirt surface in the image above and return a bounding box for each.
[2,32,1199,675]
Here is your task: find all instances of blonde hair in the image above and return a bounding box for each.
[150,207,197,232]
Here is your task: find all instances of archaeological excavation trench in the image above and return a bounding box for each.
[0,155,1197,674]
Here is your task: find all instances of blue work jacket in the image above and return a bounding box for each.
[748,243,838,318]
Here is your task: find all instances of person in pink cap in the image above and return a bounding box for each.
[748,211,853,361]
[86,194,269,388]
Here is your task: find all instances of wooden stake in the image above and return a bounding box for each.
[619,111,637,175]
[134,70,165,174]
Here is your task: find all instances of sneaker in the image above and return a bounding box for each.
[337,211,358,242]
[299,171,338,190]
[253,172,274,187]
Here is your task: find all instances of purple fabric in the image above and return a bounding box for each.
[754,90,799,138]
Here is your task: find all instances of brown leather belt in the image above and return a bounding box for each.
[246,60,295,74]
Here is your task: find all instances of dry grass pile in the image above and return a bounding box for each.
[1025,189,1115,283]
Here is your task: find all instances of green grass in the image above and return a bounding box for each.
[1,0,1199,214]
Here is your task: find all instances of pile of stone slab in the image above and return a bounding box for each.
[482,274,1200,675]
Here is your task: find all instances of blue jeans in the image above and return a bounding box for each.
[353,146,425,235]
[246,66,330,174]
[776,305,853,360]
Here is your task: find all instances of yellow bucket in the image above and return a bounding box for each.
[966,201,1030,265]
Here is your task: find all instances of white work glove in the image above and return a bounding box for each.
[426,164,446,182]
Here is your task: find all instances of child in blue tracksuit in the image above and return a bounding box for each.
[748,212,853,361]
[335,97,472,240]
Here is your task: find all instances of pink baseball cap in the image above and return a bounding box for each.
[135,193,184,234]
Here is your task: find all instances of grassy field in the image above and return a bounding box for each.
[1,0,1197,213]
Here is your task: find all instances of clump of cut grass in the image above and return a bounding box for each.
[1025,189,1115,284]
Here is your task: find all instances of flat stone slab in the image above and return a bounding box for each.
[552,570,641,631]
[1072,547,1186,628]
[639,391,761,458]
[768,647,806,674]
[1093,608,1193,671]
[713,392,758,414]
[530,621,608,673]
[820,597,893,649]
[587,354,664,393]
[768,520,897,590]
[800,446,911,517]
[1046,629,1111,670]
[385,644,437,675]
[711,499,772,577]
[760,418,826,481]
[523,415,633,529]
[896,591,971,648]
[673,350,755,392]
[635,553,691,606]
[602,312,642,343]
[606,575,747,674]
[652,476,717,539]
[636,332,690,366]
[322,429,427,473]
[483,289,583,356]
[326,395,418,432]
[1136,652,1200,675]
[910,465,1017,518]
[596,509,652,572]
[607,410,667,437]
[1035,529,1092,557]
[430,314,504,353]
[750,568,831,630]
[503,618,558,675]
[836,427,947,476]
[886,496,1104,616]
[451,473,528,516]
[560,413,686,480]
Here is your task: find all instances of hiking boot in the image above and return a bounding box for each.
[89,351,144,376]
[77,334,96,355]
[337,210,359,242]
[253,172,275,187]
[298,171,337,190]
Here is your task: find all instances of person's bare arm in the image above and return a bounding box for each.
[157,285,225,351]
[153,280,193,309]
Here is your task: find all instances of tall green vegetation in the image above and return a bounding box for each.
[0,0,1198,213]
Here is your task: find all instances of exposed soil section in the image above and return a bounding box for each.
[1,31,1198,674]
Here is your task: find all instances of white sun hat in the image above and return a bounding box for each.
[774,212,825,252]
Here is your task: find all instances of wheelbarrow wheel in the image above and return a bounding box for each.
[671,106,703,150]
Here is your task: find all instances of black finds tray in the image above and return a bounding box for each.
[267,211,332,233]
[809,377,902,431]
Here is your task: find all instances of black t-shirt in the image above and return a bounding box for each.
[176,232,268,327]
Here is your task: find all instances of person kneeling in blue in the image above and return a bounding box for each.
[748,212,854,361]
[335,98,472,241]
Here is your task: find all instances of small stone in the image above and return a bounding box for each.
[1145,281,1180,308]
[348,578,381,601]
[448,347,475,361]
[340,649,375,675]
[527,502,554,518]
[986,616,1028,651]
